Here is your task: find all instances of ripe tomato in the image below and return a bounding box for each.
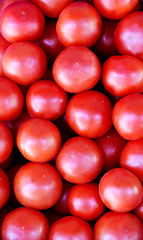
[66,90,112,138]
[52,46,101,93]
[2,42,47,86]
[68,183,105,221]
[48,216,93,240]
[1,207,49,240]
[102,55,143,97]
[17,118,61,163]
[94,211,143,240]
[93,0,139,19]
[0,168,10,209]
[56,1,102,48]
[0,78,24,121]
[114,11,143,61]
[0,2,45,43]
[56,136,103,184]
[13,162,63,210]
[134,197,143,222]
[99,168,142,212]
[0,0,31,14]
[0,34,11,77]
[112,93,143,140]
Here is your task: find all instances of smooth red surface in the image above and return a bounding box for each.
[0,168,10,209]
[134,197,143,222]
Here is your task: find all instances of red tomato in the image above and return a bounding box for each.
[0,78,24,121]
[115,11,143,61]
[68,183,105,221]
[112,93,143,140]
[52,46,101,93]
[102,55,143,97]
[0,203,15,234]
[0,168,10,209]
[134,197,143,222]
[94,211,143,240]
[56,1,102,48]
[0,2,45,43]
[95,128,127,172]
[36,21,64,63]
[13,162,63,209]
[66,90,113,138]
[26,80,68,121]
[1,207,49,240]
[2,42,47,86]
[99,168,142,212]
[0,0,31,14]
[56,136,103,184]
[0,34,11,77]
[0,122,13,163]
[48,216,93,240]
[31,0,74,18]
[93,0,139,19]
[120,139,143,183]
[17,118,61,163]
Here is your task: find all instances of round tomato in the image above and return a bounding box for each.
[0,168,10,209]
[52,46,101,93]
[2,42,47,86]
[99,168,142,212]
[56,1,102,48]
[56,136,103,184]
[112,93,143,140]
[1,207,49,240]
[13,162,63,209]
[66,90,113,138]
[17,118,61,162]
[0,0,31,14]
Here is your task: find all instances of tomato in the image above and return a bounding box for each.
[0,0,31,14]
[26,80,68,121]
[52,46,101,93]
[66,90,112,138]
[102,55,143,97]
[93,0,139,19]
[2,42,47,86]
[0,2,45,43]
[0,168,10,209]
[56,1,102,48]
[17,118,61,163]
[13,162,63,210]
[134,197,143,222]
[0,78,24,122]
[1,207,49,240]
[36,20,64,63]
[93,211,143,240]
[48,216,93,240]
[114,11,143,61]
[120,139,143,183]
[99,168,142,212]
[56,136,103,184]
[31,0,74,18]
[0,34,11,77]
[94,128,127,172]
[68,183,105,221]
[112,93,143,140]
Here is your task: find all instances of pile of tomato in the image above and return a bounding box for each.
[0,0,142,239]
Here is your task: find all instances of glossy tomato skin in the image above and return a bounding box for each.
[26,80,68,121]
[68,183,105,221]
[66,90,112,138]
[13,162,63,210]
[17,118,61,162]
[52,46,101,93]
[93,0,139,19]
[99,168,142,212]
[0,78,24,121]
[120,139,143,183]
[94,128,127,172]
[102,55,143,97]
[112,93,143,140]
[0,34,11,77]
[0,168,10,209]
[0,2,45,43]
[134,198,143,222]
[114,11,143,61]
[2,42,47,86]
[93,211,143,240]
[56,136,103,184]
[48,216,93,240]
[0,0,31,14]
[56,1,102,48]
[1,207,49,240]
